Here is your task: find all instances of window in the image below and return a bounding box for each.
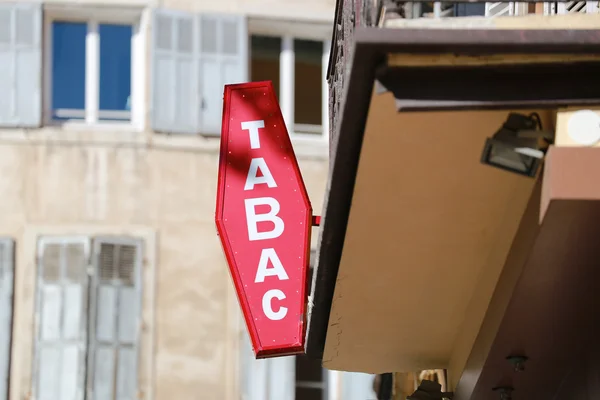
[0,3,41,128]
[0,238,14,400]
[295,354,328,400]
[151,10,248,135]
[250,36,281,101]
[46,13,143,127]
[407,2,527,17]
[51,22,87,120]
[294,39,323,135]
[454,3,487,16]
[251,35,328,139]
[295,255,327,400]
[99,25,132,121]
[33,236,142,400]
[544,1,599,14]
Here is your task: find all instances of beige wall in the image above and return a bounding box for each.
[0,128,328,400]
[34,0,335,22]
[322,89,553,381]
[155,0,334,22]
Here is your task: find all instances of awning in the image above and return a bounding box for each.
[306,14,600,400]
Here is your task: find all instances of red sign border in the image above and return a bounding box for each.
[215,80,313,358]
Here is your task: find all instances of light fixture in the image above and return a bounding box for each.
[567,109,600,146]
[481,112,553,178]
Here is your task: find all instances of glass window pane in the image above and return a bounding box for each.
[222,20,238,55]
[155,15,173,50]
[0,10,10,45]
[99,23,132,121]
[296,354,324,383]
[201,17,218,53]
[455,3,486,16]
[52,22,86,120]
[251,35,280,101]
[177,18,193,53]
[295,387,323,400]
[294,39,322,132]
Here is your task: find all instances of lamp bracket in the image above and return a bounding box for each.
[516,129,554,142]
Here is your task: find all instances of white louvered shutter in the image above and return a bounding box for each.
[0,2,41,127]
[545,1,599,14]
[588,2,600,12]
[485,2,517,16]
[0,239,14,400]
[88,238,142,400]
[34,238,90,400]
[241,331,269,400]
[558,1,591,13]
[151,9,200,134]
[198,14,248,135]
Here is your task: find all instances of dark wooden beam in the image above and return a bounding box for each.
[457,147,600,399]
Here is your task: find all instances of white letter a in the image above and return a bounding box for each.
[255,248,289,283]
[245,158,277,190]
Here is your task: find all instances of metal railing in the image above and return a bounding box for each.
[325,0,600,147]
[543,1,599,14]
[400,1,599,18]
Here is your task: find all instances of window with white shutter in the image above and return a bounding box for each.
[87,238,142,400]
[34,238,90,400]
[151,9,248,135]
[151,10,199,134]
[0,2,41,128]
[34,236,143,400]
[198,14,248,134]
[0,238,14,400]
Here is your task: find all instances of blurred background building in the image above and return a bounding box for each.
[0,0,379,399]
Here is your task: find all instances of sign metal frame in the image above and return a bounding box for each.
[215,81,313,358]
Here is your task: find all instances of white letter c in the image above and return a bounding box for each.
[262,289,287,321]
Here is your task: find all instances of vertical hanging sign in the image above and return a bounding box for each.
[215,81,313,358]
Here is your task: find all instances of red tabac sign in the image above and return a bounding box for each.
[215,81,313,358]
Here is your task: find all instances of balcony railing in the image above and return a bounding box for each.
[326,0,600,150]
[388,1,599,19]
[543,1,599,14]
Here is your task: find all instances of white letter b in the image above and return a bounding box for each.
[245,197,285,241]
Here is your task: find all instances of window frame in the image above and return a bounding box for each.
[544,1,599,14]
[87,236,143,399]
[32,235,145,400]
[294,353,329,399]
[32,235,91,400]
[43,6,147,131]
[249,31,330,143]
[294,256,330,399]
[0,237,14,400]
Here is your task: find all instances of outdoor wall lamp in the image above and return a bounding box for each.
[480,112,553,178]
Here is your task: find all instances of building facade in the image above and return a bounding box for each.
[0,0,377,399]
[307,1,600,399]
